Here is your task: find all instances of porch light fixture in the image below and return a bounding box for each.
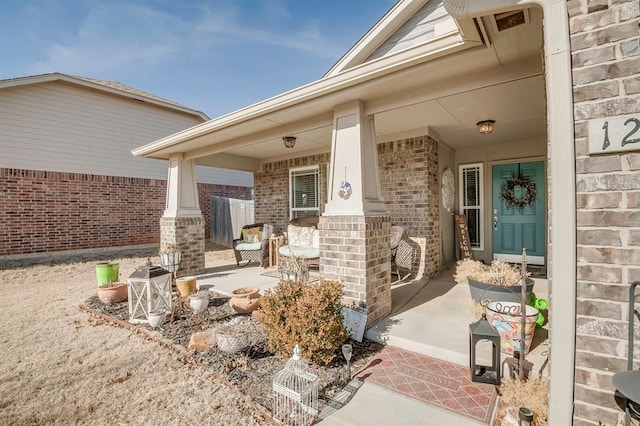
[282,136,296,148]
[476,120,496,135]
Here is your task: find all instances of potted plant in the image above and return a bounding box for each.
[278,255,309,283]
[147,309,166,328]
[215,323,248,353]
[455,258,533,303]
[229,287,261,314]
[97,281,128,304]
[189,293,209,313]
[159,242,181,278]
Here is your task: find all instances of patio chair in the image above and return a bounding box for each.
[233,223,273,267]
[390,225,405,278]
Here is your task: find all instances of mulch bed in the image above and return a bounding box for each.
[82,290,384,423]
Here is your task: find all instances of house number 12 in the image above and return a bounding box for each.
[589,113,640,155]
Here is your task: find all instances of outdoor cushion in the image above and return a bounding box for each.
[287,224,315,247]
[235,241,262,251]
[279,245,319,259]
[242,226,261,243]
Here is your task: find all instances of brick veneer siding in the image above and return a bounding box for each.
[319,215,392,326]
[254,153,330,231]
[378,135,441,279]
[0,168,251,258]
[570,1,640,424]
[254,135,441,279]
[160,216,205,277]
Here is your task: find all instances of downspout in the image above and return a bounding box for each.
[443,1,576,425]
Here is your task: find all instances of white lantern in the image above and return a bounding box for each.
[127,265,172,324]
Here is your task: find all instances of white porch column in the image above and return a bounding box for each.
[325,100,386,216]
[161,155,205,276]
[321,100,391,326]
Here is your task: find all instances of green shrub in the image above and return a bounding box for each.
[259,279,348,365]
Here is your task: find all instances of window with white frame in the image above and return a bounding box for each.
[459,163,483,250]
[290,166,320,219]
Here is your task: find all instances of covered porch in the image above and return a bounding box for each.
[133,0,575,422]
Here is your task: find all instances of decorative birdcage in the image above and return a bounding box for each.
[272,345,319,426]
[127,265,172,324]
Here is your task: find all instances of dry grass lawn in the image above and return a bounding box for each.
[0,248,265,425]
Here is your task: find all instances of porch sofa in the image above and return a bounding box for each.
[279,216,320,262]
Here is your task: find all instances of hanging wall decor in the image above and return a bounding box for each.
[338,166,352,200]
[500,176,537,209]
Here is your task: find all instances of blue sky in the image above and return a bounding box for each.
[0,0,396,118]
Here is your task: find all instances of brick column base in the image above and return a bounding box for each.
[319,215,392,327]
[160,216,205,276]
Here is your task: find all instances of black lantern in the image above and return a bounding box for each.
[469,309,501,385]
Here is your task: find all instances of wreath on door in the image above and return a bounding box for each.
[500,176,537,209]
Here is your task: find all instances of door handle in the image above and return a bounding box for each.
[493,215,498,230]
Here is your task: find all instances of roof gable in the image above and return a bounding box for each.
[0,73,209,121]
[324,0,460,77]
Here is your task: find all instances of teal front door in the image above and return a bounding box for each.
[492,161,546,265]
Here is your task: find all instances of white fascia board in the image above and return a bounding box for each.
[324,0,428,78]
[132,31,478,160]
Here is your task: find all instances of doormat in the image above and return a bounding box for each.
[358,346,497,424]
[260,269,321,282]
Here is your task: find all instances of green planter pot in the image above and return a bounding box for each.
[468,278,534,304]
[96,262,119,287]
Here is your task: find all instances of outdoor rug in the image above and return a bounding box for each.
[357,345,497,424]
[260,269,321,282]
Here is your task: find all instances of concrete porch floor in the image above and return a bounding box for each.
[195,261,550,425]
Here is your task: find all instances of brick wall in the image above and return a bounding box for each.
[254,136,442,279]
[319,215,392,326]
[378,135,441,279]
[254,153,330,232]
[570,0,640,424]
[0,168,251,257]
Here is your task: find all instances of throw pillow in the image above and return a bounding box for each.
[242,227,261,243]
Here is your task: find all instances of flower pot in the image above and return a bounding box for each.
[176,276,197,297]
[216,332,248,353]
[95,262,119,287]
[189,294,209,313]
[229,287,261,314]
[97,282,128,303]
[468,278,535,304]
[148,310,166,328]
[487,301,538,355]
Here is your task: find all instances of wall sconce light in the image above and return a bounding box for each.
[476,120,496,135]
[282,136,296,148]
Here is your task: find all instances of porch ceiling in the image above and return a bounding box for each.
[141,7,544,172]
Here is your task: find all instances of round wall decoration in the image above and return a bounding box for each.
[500,176,537,209]
[441,168,455,213]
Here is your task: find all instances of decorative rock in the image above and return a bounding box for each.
[188,330,217,351]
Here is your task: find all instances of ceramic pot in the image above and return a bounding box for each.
[229,287,261,314]
[176,276,197,297]
[189,294,209,313]
[97,282,128,303]
[468,278,535,304]
[147,310,166,328]
[216,332,248,353]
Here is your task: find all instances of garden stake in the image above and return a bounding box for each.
[520,248,527,380]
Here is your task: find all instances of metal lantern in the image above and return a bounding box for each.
[273,345,319,426]
[469,310,502,385]
[127,265,172,324]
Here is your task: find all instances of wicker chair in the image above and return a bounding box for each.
[233,223,273,267]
